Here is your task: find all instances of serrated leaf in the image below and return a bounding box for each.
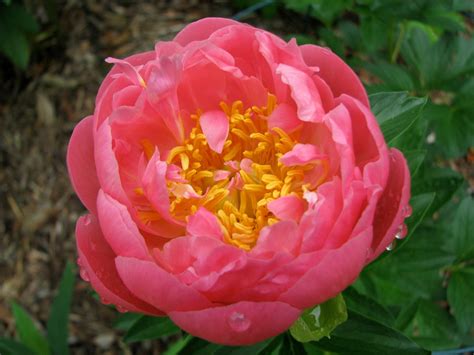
[11,303,50,355]
[47,262,75,355]
[369,92,427,144]
[0,338,36,355]
[447,268,474,334]
[290,294,347,343]
[123,316,180,343]
[315,310,428,354]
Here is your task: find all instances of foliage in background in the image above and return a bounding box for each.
[0,262,75,355]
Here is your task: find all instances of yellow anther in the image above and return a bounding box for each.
[180,153,190,170]
[167,146,187,164]
[193,170,214,181]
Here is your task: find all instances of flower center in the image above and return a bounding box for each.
[163,95,325,250]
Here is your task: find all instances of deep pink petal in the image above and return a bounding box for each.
[267,196,305,223]
[369,148,411,260]
[200,110,229,154]
[252,220,300,257]
[279,226,373,309]
[268,103,301,132]
[96,190,150,260]
[115,257,213,312]
[186,207,224,240]
[169,301,300,345]
[174,17,240,46]
[300,44,370,107]
[76,215,161,315]
[67,116,100,214]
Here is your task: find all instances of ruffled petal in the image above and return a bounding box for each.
[267,196,305,223]
[186,207,224,240]
[174,17,240,46]
[200,110,229,154]
[76,215,161,315]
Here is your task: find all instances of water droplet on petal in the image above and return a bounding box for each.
[395,224,408,240]
[227,312,251,332]
[79,267,90,282]
[83,215,92,226]
[403,205,413,218]
[77,257,83,267]
[116,305,128,313]
[101,297,112,305]
[386,241,396,251]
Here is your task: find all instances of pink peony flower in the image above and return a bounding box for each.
[67,18,411,345]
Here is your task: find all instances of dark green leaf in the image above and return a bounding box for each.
[124,316,180,343]
[315,311,428,354]
[0,23,30,69]
[360,16,388,53]
[365,62,415,91]
[215,336,283,355]
[113,312,143,331]
[445,197,474,261]
[164,334,193,355]
[369,92,427,144]
[410,300,461,350]
[343,287,395,327]
[47,262,75,355]
[290,294,347,342]
[403,150,426,177]
[11,303,50,355]
[448,268,474,334]
[0,338,36,355]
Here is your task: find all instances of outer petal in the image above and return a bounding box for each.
[115,257,213,312]
[252,220,300,257]
[174,17,240,46]
[369,148,411,260]
[300,44,370,107]
[76,215,161,315]
[96,190,150,260]
[169,301,301,346]
[67,116,100,214]
[279,226,372,309]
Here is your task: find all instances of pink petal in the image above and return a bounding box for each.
[280,143,327,166]
[174,17,239,46]
[300,44,370,107]
[369,148,411,260]
[96,190,150,260]
[115,257,212,312]
[214,170,231,181]
[186,207,223,240]
[105,57,146,87]
[267,196,306,223]
[76,215,161,315]
[67,116,100,214]
[267,103,301,132]
[169,301,300,346]
[279,226,373,309]
[276,64,325,122]
[200,110,229,154]
[252,220,300,256]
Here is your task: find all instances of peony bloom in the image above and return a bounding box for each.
[67,18,411,345]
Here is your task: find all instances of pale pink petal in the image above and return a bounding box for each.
[214,170,231,181]
[300,44,370,107]
[267,196,306,223]
[280,143,327,166]
[174,17,240,46]
[115,257,213,312]
[369,149,411,260]
[200,110,229,153]
[267,103,301,132]
[76,215,162,315]
[169,183,201,199]
[105,57,146,87]
[276,64,325,122]
[279,226,373,309]
[96,190,150,260]
[67,116,100,214]
[186,207,223,240]
[169,301,300,346]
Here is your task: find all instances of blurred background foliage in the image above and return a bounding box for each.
[0,0,472,353]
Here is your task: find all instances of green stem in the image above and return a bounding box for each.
[391,22,406,63]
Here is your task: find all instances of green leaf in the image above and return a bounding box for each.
[342,288,395,327]
[0,22,30,69]
[365,62,415,91]
[360,16,388,53]
[290,294,347,342]
[445,197,474,261]
[0,338,36,355]
[123,316,180,343]
[11,303,50,355]
[369,92,427,144]
[448,268,474,334]
[46,262,75,355]
[403,150,426,177]
[164,335,194,355]
[113,312,143,331]
[410,300,461,350]
[315,310,428,354]
[215,336,283,355]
